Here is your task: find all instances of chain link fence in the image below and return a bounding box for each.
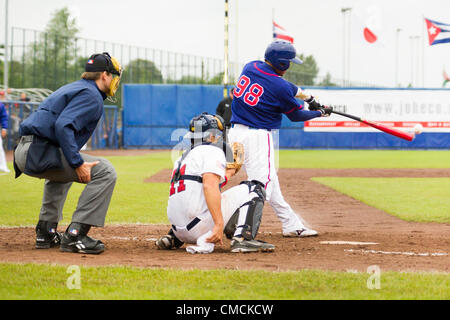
[4,27,244,97]
[2,27,381,101]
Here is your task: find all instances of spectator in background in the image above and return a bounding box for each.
[20,92,31,102]
[0,91,10,173]
[216,88,234,128]
[19,92,33,119]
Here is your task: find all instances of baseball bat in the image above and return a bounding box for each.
[331,110,415,141]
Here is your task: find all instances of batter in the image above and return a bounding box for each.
[228,40,333,237]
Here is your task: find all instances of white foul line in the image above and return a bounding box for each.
[320,241,379,245]
[109,236,158,241]
[345,249,448,257]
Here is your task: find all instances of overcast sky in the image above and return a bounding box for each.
[1,0,450,88]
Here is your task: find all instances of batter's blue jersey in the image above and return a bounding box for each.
[230,60,306,129]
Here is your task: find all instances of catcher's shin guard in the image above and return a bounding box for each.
[240,180,266,201]
[224,209,239,239]
[240,197,264,240]
[225,180,266,241]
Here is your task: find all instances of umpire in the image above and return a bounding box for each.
[13,52,122,254]
[216,88,234,128]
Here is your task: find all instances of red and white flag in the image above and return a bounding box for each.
[352,14,383,46]
[273,21,294,43]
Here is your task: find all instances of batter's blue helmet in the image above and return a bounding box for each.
[264,41,303,71]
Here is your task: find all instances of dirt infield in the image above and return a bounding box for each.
[1,152,449,272]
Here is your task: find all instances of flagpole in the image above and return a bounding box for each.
[416,35,420,86]
[341,8,346,86]
[395,28,401,87]
[3,0,9,94]
[341,7,351,87]
[234,0,239,83]
[347,8,351,86]
[422,15,425,87]
[223,0,229,98]
[409,36,414,86]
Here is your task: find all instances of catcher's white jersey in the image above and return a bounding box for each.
[167,145,226,227]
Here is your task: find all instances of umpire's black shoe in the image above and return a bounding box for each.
[60,222,105,254]
[35,220,62,249]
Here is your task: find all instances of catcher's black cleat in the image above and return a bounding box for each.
[60,222,104,254]
[155,229,184,250]
[35,220,62,249]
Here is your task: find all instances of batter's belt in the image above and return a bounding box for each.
[231,123,272,131]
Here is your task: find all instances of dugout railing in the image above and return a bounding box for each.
[1,101,119,150]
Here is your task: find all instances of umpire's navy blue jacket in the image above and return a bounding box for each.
[20,79,107,168]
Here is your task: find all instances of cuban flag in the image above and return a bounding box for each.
[273,21,294,43]
[425,18,450,46]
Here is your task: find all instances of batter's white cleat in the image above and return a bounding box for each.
[282,228,318,238]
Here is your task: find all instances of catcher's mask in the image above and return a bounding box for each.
[188,112,225,144]
[85,52,122,99]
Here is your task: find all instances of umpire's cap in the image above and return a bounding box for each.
[85,52,121,76]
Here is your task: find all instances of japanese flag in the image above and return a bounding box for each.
[351,5,384,48]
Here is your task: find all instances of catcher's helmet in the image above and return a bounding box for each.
[188,112,225,142]
[264,41,303,71]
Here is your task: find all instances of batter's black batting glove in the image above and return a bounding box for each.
[319,106,333,117]
[305,96,322,111]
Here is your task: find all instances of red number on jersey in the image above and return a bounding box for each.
[244,83,264,106]
[169,164,187,196]
[234,75,264,106]
[177,164,186,193]
[233,75,250,98]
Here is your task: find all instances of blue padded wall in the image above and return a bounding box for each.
[123,84,450,149]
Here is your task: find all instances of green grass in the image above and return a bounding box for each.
[312,177,450,223]
[0,263,448,300]
[1,150,449,300]
[279,150,450,168]
[1,150,449,226]
[0,151,173,226]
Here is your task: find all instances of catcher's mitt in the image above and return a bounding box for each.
[226,142,244,173]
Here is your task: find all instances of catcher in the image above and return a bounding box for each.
[156,112,275,253]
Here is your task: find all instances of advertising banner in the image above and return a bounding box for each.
[305,89,450,133]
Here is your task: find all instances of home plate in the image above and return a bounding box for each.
[320,241,379,245]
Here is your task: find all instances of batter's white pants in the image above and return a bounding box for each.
[228,124,308,233]
[0,135,10,173]
[171,183,260,244]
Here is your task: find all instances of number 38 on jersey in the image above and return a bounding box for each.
[233,75,264,107]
